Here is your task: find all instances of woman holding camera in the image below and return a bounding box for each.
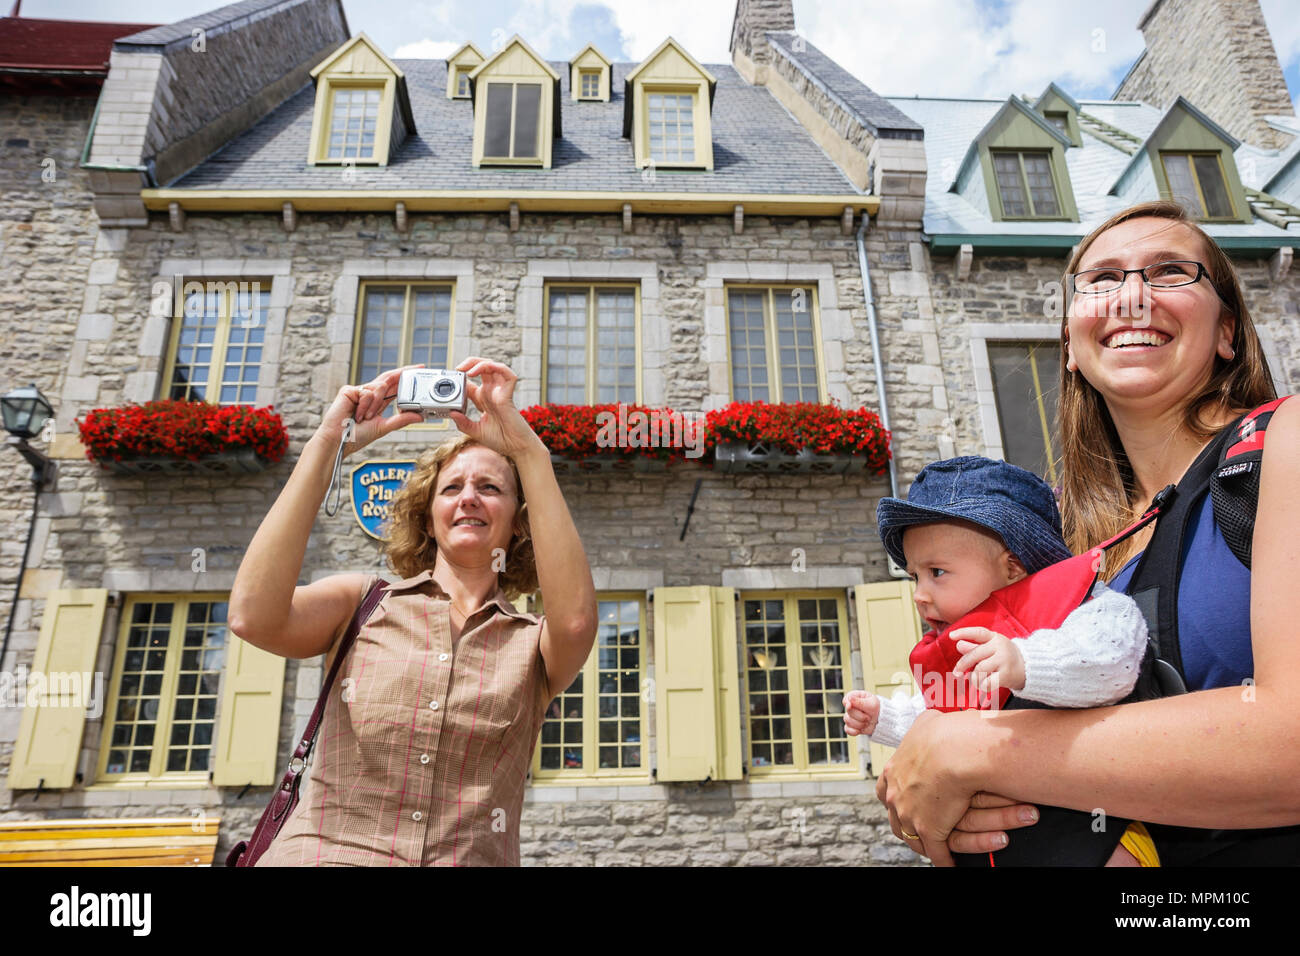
[229,357,597,866]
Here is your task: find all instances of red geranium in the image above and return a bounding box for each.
[77,400,289,467]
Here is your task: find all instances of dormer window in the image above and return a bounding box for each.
[1031,83,1082,148]
[470,36,560,168]
[647,91,696,163]
[446,42,484,99]
[569,44,610,102]
[484,81,543,160]
[991,150,1061,218]
[326,86,380,160]
[1161,152,1235,219]
[624,38,716,171]
[308,33,414,166]
[1044,111,1068,135]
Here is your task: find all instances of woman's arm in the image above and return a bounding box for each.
[449,357,598,701]
[878,399,1300,865]
[228,366,422,657]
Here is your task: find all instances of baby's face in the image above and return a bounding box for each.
[902,520,1023,632]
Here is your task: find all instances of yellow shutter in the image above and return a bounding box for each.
[710,587,743,781]
[652,586,720,782]
[211,634,287,786]
[853,581,923,776]
[5,589,108,790]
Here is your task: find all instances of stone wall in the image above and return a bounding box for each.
[1115,0,1297,151]
[0,93,100,675]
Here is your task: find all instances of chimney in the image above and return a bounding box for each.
[1115,0,1295,150]
[729,0,795,84]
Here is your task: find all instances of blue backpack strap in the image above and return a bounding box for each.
[1211,396,1292,568]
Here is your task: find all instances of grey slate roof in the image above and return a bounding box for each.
[170,58,862,195]
[885,94,1300,240]
[115,0,329,49]
[765,32,922,141]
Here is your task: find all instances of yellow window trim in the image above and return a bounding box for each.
[531,591,651,783]
[160,278,270,407]
[540,282,643,405]
[723,283,827,404]
[1158,150,1238,221]
[309,74,397,166]
[96,592,232,786]
[636,82,712,171]
[741,589,860,779]
[350,279,459,434]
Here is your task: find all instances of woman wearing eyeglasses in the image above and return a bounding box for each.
[875,200,1300,865]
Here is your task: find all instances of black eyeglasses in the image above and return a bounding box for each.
[1070,259,1215,295]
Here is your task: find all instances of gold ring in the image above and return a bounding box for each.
[900,829,919,840]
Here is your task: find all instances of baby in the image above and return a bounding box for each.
[844,456,1156,867]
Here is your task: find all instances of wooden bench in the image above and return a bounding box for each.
[0,817,222,866]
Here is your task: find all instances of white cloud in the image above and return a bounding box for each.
[795,0,1147,101]
[393,39,463,59]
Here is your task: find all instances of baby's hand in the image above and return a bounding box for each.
[951,627,1026,699]
[842,690,880,736]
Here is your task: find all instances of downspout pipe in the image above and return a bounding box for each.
[855,210,910,580]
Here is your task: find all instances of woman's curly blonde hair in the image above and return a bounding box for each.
[381,434,538,599]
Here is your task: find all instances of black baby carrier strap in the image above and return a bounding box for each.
[1127,397,1300,866]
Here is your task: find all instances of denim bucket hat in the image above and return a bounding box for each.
[876,456,1073,574]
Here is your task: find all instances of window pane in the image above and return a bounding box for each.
[745,599,792,767]
[1163,153,1202,216]
[484,82,513,157]
[546,289,588,403]
[773,289,818,402]
[169,291,221,402]
[992,152,1027,217]
[512,84,542,159]
[1022,153,1059,217]
[594,289,637,404]
[357,287,408,416]
[410,287,453,370]
[727,290,769,402]
[329,85,381,160]
[987,341,1060,484]
[647,91,694,163]
[1193,154,1233,218]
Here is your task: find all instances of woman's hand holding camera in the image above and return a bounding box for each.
[447,357,546,461]
[320,364,426,457]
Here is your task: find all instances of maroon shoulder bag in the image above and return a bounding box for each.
[226,578,388,867]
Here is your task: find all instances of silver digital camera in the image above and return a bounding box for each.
[395,368,469,417]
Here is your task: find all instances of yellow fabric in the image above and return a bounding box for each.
[1120,821,1161,867]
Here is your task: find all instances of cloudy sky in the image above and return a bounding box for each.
[17,0,1300,113]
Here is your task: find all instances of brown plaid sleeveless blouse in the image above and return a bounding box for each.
[254,570,550,866]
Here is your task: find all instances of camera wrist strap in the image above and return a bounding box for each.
[324,417,354,517]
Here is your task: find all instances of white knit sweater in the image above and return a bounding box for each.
[868,584,1149,749]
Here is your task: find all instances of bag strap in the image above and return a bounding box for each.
[291,576,387,773]
[228,575,387,866]
[1126,415,1244,684]
[1210,395,1291,568]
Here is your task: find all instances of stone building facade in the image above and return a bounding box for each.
[0,0,1296,867]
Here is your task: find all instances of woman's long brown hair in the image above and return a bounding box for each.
[1058,200,1276,578]
[381,434,538,598]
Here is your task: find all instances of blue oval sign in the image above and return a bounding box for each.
[351,459,416,539]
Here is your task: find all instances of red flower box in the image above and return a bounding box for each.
[520,401,890,475]
[77,400,289,473]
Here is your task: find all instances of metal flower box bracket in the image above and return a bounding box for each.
[713,441,869,475]
[549,454,669,475]
[100,447,274,476]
